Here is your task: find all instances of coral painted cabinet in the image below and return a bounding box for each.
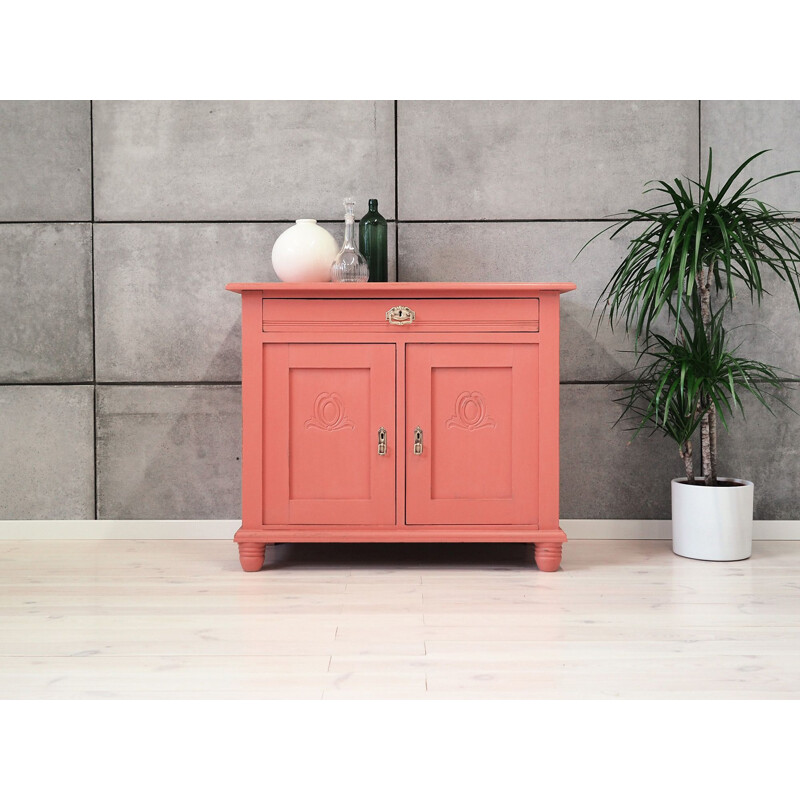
[226,282,576,573]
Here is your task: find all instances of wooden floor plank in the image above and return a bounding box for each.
[0,539,798,699]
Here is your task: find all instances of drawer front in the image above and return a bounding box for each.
[262,298,539,333]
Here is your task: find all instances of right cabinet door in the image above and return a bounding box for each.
[405,342,539,525]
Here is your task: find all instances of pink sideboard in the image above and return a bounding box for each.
[226,282,576,572]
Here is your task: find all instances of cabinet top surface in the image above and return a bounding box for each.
[226,281,576,297]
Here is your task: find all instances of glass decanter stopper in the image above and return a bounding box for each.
[330,198,369,282]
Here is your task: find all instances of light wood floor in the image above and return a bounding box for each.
[1,539,798,699]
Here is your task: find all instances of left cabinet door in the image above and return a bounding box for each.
[262,343,396,525]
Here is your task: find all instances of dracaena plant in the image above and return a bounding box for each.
[579,149,800,486]
[614,308,785,482]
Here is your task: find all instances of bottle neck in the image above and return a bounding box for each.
[343,216,356,248]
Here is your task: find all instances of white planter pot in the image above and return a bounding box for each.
[671,478,753,561]
[271,219,338,282]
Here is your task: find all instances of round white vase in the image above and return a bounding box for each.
[271,219,338,283]
[671,478,753,561]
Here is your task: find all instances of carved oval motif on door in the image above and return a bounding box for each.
[446,391,496,431]
[304,392,355,431]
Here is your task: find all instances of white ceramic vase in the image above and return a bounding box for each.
[671,478,754,561]
[271,219,338,283]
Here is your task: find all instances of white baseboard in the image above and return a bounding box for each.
[0,519,799,540]
[562,519,800,540]
[0,520,239,540]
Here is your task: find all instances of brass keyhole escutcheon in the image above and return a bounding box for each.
[386,306,415,325]
[378,427,387,456]
[413,426,423,455]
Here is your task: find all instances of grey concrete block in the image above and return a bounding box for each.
[399,221,641,381]
[0,224,93,382]
[94,222,396,382]
[93,101,395,221]
[0,385,94,519]
[400,219,800,382]
[0,101,91,221]
[698,102,800,376]
[96,385,241,519]
[561,382,800,520]
[721,267,800,380]
[719,385,800,520]
[560,384,680,519]
[398,101,698,220]
[701,101,800,213]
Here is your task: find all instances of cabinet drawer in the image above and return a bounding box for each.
[262,298,539,332]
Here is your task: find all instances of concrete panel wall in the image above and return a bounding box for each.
[398,101,698,219]
[0,386,94,519]
[1,100,799,520]
[93,222,396,382]
[96,385,241,519]
[93,101,395,221]
[0,101,91,221]
[0,224,93,381]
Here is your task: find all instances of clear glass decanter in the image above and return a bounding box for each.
[330,198,369,282]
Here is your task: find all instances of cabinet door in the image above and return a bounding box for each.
[405,343,538,525]
[263,343,395,525]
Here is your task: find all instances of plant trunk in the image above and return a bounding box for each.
[681,440,694,482]
[696,262,718,486]
[709,404,718,482]
[700,407,715,484]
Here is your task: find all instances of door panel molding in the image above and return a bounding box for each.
[405,342,538,525]
[262,343,396,525]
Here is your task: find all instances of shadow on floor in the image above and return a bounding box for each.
[237,540,676,573]
[259,542,539,572]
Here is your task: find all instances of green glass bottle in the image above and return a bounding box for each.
[359,199,388,282]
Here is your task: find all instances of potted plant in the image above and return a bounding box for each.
[579,150,800,560]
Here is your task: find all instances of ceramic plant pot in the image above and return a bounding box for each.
[671,477,754,561]
[271,219,338,282]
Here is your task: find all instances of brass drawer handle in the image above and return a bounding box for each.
[413,426,423,455]
[386,305,415,325]
[378,427,387,456]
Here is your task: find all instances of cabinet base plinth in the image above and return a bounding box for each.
[534,542,563,572]
[233,526,567,572]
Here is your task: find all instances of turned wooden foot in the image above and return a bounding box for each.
[238,542,267,572]
[534,542,562,572]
